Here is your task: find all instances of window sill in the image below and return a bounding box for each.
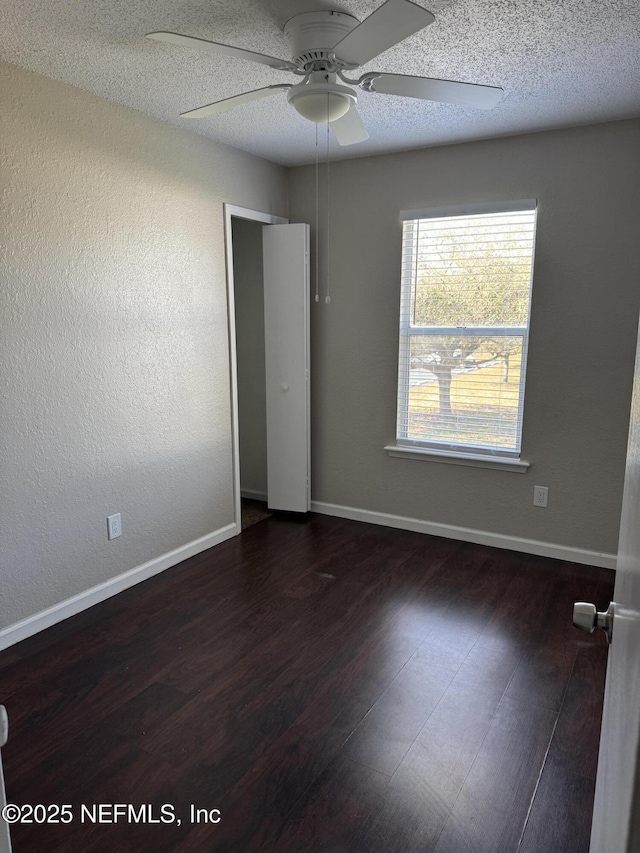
[384,445,530,473]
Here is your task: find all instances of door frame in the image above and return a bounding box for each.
[223,204,288,534]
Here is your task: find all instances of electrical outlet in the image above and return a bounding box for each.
[107,513,122,540]
[533,486,549,508]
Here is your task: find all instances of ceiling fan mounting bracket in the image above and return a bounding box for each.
[284,11,360,73]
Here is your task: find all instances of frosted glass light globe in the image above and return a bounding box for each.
[292,92,351,123]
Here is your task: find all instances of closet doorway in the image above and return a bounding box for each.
[224,205,310,531]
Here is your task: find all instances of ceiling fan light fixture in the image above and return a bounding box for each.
[293,92,350,122]
[287,79,356,123]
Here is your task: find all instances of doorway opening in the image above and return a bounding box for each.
[224,204,310,534]
[231,216,270,529]
[226,206,284,531]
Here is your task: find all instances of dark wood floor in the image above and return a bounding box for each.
[0,514,613,852]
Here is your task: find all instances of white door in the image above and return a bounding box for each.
[262,223,310,513]
[589,317,640,852]
[0,706,11,853]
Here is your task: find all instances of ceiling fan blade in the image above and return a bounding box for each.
[330,104,369,146]
[331,0,434,67]
[146,31,294,71]
[181,85,291,118]
[367,73,504,109]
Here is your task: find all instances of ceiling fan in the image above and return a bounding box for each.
[147,0,503,146]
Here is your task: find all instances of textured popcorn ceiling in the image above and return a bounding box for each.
[1,0,639,166]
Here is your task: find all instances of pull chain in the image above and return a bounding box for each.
[325,96,331,305]
[314,120,319,303]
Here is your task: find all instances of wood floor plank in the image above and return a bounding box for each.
[352,786,446,853]
[0,650,21,671]
[400,540,489,596]
[475,554,557,654]
[459,548,525,603]
[410,682,504,800]
[353,682,504,853]
[547,644,609,780]
[504,559,607,711]
[6,681,190,791]
[505,641,577,711]
[142,544,427,769]
[265,754,389,853]
[174,651,403,850]
[432,696,557,853]
[449,644,521,694]
[0,518,610,853]
[532,559,602,648]
[3,622,194,770]
[143,592,443,838]
[342,656,456,775]
[5,683,192,852]
[176,583,461,851]
[518,757,595,853]
[413,597,493,667]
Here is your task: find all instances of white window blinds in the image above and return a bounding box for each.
[396,201,537,457]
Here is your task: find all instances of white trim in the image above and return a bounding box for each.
[310,501,616,569]
[395,204,537,458]
[385,444,530,473]
[400,198,537,221]
[223,204,288,533]
[224,205,288,226]
[241,488,268,501]
[0,523,238,652]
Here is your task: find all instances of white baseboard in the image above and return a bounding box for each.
[0,522,239,652]
[310,501,617,570]
[241,489,268,502]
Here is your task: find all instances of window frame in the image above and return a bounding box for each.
[394,199,537,463]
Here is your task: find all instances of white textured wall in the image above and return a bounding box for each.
[289,120,640,555]
[0,60,287,631]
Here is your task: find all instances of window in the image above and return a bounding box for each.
[395,200,537,461]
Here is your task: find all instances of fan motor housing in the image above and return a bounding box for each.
[284,11,360,71]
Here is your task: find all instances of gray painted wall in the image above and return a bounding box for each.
[232,218,268,498]
[288,120,640,555]
[0,60,287,631]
